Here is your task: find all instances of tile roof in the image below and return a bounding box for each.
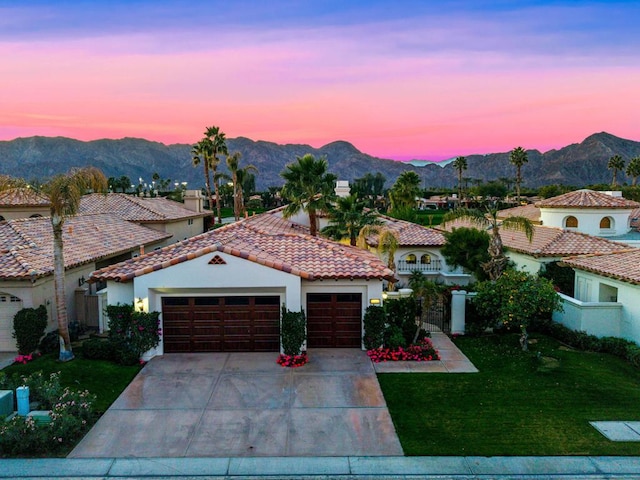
[497,204,542,223]
[438,219,628,258]
[0,188,50,207]
[562,249,640,285]
[0,214,171,280]
[630,208,640,230]
[367,214,446,247]
[80,193,211,223]
[90,212,396,283]
[535,189,640,209]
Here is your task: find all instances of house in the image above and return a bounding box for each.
[555,249,640,345]
[0,214,171,351]
[0,188,51,221]
[79,191,212,247]
[89,212,395,356]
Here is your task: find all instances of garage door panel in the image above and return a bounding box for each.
[306,293,362,348]
[162,296,279,353]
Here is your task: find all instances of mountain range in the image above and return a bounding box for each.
[0,132,638,190]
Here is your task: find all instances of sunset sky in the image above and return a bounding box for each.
[1,1,639,161]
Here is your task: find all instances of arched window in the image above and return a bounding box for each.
[420,254,431,264]
[565,216,578,228]
[405,254,417,264]
[599,217,612,229]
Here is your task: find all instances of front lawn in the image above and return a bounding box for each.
[378,333,640,456]
[2,350,141,414]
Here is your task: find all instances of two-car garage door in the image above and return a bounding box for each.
[161,292,363,353]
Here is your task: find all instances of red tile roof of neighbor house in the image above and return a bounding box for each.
[438,219,628,258]
[630,208,640,230]
[367,214,446,247]
[0,188,50,207]
[497,204,542,223]
[90,211,396,283]
[535,189,640,209]
[80,193,211,223]
[0,214,171,280]
[562,249,640,285]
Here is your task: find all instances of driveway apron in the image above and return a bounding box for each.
[69,349,403,458]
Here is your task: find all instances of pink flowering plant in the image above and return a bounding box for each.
[367,337,440,363]
[0,371,96,456]
[277,352,308,368]
[14,353,40,365]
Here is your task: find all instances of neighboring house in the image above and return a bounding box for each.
[0,188,51,221]
[89,212,395,356]
[555,249,640,345]
[79,191,212,247]
[0,214,171,351]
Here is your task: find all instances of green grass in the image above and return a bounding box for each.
[2,350,141,413]
[378,333,640,456]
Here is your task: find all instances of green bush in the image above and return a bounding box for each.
[385,324,407,350]
[465,297,495,336]
[385,297,418,346]
[363,306,386,350]
[280,307,306,356]
[38,330,59,355]
[105,304,161,363]
[81,338,115,361]
[12,305,48,355]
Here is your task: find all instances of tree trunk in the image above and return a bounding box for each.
[309,208,317,236]
[203,163,215,223]
[52,216,74,362]
[214,175,222,224]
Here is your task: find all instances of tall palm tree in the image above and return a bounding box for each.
[321,195,382,246]
[452,156,468,201]
[226,151,257,220]
[43,167,108,361]
[442,207,534,281]
[389,171,421,215]
[608,154,625,187]
[626,156,640,186]
[281,154,337,236]
[192,138,214,215]
[235,165,258,219]
[377,229,400,291]
[205,126,229,224]
[509,146,528,203]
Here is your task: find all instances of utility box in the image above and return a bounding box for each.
[0,390,13,416]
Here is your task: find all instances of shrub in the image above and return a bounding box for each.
[105,304,161,363]
[281,306,306,356]
[81,338,115,361]
[363,305,386,350]
[385,324,407,350]
[385,297,418,346]
[38,330,59,355]
[465,297,495,336]
[12,305,48,355]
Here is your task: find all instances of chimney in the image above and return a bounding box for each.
[183,189,203,213]
[335,180,350,198]
[139,245,144,256]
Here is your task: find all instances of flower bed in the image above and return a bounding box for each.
[367,338,440,363]
[277,352,308,368]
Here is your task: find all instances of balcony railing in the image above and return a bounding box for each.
[397,259,442,273]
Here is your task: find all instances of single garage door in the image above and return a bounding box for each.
[0,293,23,352]
[162,296,280,353]
[306,293,362,348]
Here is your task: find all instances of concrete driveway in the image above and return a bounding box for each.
[69,349,403,458]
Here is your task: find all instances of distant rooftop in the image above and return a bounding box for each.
[536,189,640,209]
[0,188,50,207]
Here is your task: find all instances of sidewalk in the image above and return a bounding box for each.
[1,456,640,478]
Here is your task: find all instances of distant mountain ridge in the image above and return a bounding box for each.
[0,132,638,190]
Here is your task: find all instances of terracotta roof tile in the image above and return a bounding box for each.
[367,214,446,247]
[497,204,542,223]
[438,219,627,257]
[0,214,171,280]
[535,189,640,209]
[0,188,50,207]
[80,193,211,223]
[90,212,396,283]
[563,249,640,285]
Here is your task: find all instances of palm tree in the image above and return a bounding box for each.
[192,138,214,215]
[607,155,625,187]
[321,195,382,246]
[205,126,229,224]
[235,165,258,219]
[42,167,108,361]
[509,146,528,203]
[281,154,337,236]
[442,207,534,281]
[389,171,421,215]
[452,156,468,201]
[226,151,257,220]
[408,272,442,343]
[626,157,640,186]
[357,225,400,290]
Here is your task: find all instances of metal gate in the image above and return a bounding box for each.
[421,296,450,334]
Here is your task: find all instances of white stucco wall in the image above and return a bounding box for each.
[391,246,471,286]
[143,218,205,247]
[540,207,632,237]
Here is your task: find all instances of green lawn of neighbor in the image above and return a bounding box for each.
[378,333,640,456]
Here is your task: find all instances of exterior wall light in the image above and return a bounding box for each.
[369,298,381,305]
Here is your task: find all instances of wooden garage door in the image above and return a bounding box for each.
[306,293,362,348]
[161,296,280,353]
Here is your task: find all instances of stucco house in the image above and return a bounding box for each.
[89,212,395,356]
[79,191,212,247]
[555,249,640,345]
[0,188,51,221]
[0,214,171,351]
